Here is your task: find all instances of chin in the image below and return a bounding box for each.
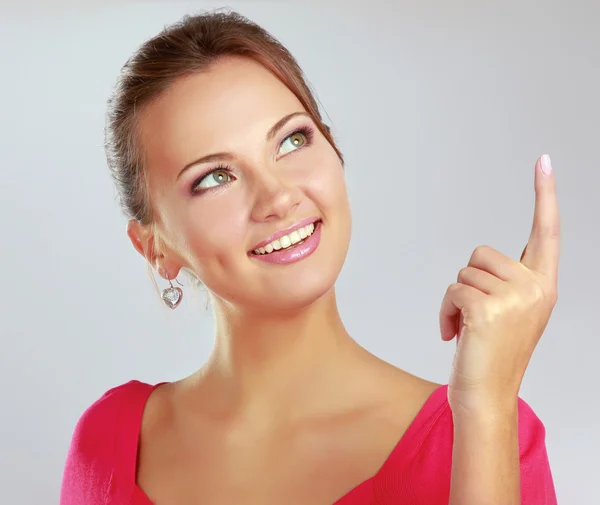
[225,250,345,315]
[258,270,339,313]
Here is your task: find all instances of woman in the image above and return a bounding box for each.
[60,10,560,505]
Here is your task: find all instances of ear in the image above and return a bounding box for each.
[127,219,147,257]
[127,219,163,273]
[127,219,184,280]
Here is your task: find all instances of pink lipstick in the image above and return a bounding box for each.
[249,218,322,265]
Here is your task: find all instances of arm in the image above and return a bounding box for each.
[449,398,557,505]
[440,155,560,505]
[450,403,520,505]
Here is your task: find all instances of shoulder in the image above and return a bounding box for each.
[372,362,444,416]
[69,380,155,450]
[60,380,158,505]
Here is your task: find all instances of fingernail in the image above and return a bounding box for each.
[540,154,552,175]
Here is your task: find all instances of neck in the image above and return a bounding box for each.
[202,288,369,422]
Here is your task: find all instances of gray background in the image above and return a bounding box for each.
[1,0,598,503]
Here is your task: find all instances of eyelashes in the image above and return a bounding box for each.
[284,125,315,151]
[190,162,233,194]
[190,124,316,195]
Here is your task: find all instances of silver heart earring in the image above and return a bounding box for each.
[161,275,183,309]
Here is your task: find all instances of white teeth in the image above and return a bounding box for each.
[253,222,318,255]
[280,235,291,248]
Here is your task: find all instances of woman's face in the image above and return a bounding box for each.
[134,56,351,313]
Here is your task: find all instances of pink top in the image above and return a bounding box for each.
[60,380,557,504]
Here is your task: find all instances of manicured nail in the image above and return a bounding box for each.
[540,154,552,175]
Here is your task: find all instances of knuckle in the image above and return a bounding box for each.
[471,245,491,261]
[545,286,558,307]
[533,282,546,302]
[525,280,547,304]
[457,267,470,282]
[508,288,524,307]
[468,299,494,324]
[448,282,462,294]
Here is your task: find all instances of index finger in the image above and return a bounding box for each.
[520,154,561,281]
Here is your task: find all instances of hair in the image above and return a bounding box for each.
[104,8,344,228]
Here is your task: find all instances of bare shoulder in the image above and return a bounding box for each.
[398,370,443,402]
[363,355,443,418]
[137,382,175,460]
[392,371,442,416]
[141,381,173,419]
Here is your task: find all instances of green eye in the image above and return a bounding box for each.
[195,169,231,190]
[279,131,307,156]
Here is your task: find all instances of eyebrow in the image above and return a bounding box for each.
[176,111,309,180]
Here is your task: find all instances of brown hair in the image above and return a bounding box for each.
[104,8,344,227]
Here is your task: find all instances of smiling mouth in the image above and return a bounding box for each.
[251,220,322,256]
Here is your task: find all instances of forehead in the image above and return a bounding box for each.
[138,56,306,171]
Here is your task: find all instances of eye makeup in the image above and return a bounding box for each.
[189,123,316,195]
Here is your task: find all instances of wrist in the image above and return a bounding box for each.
[451,398,519,425]
[448,385,519,418]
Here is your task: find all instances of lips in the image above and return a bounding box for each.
[248,216,321,253]
[249,220,323,265]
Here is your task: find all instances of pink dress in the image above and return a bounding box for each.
[60,380,557,504]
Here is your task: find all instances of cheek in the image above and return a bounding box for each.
[303,153,348,212]
[177,197,249,261]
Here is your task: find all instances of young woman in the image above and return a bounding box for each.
[60,10,560,505]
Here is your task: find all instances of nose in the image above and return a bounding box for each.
[250,171,301,223]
